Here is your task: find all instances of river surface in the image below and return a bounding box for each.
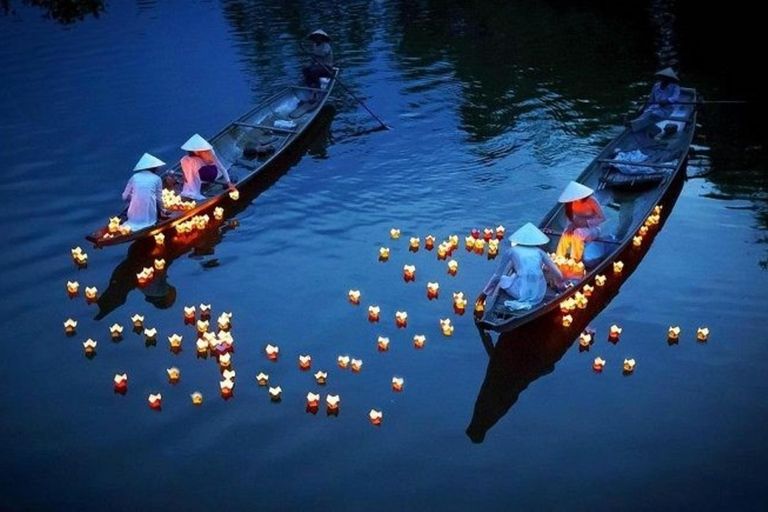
[1,1,766,510]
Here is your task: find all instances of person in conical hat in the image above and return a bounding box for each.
[628,66,681,134]
[555,181,605,262]
[122,153,166,231]
[476,222,564,310]
[179,133,235,200]
[302,29,334,91]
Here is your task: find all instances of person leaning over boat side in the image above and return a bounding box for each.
[628,67,681,133]
[302,29,333,92]
[555,181,606,262]
[475,223,564,309]
[122,153,166,231]
[179,133,235,201]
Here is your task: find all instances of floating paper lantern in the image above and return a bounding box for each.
[379,247,390,262]
[425,235,435,250]
[392,377,404,392]
[465,236,475,251]
[403,264,416,282]
[131,314,144,328]
[306,392,320,407]
[191,392,203,405]
[67,281,79,296]
[71,246,83,259]
[213,206,224,220]
[168,333,182,348]
[579,331,592,347]
[326,394,340,413]
[496,225,505,239]
[269,386,282,402]
[395,311,408,328]
[447,260,458,277]
[220,379,234,399]
[199,304,211,318]
[196,319,209,334]
[228,189,239,200]
[83,339,97,355]
[474,300,485,316]
[574,292,588,310]
[487,239,499,259]
[196,338,208,355]
[409,237,420,251]
[345,289,362,306]
[136,268,152,286]
[351,358,363,372]
[63,319,77,335]
[368,305,380,323]
[668,326,681,340]
[390,228,400,239]
[413,334,426,349]
[221,369,236,382]
[592,357,606,372]
[217,313,231,331]
[595,275,607,287]
[582,284,594,297]
[182,306,195,324]
[653,205,663,215]
[314,371,327,385]
[623,358,636,373]
[108,217,121,233]
[426,282,440,300]
[559,298,574,313]
[73,251,88,267]
[337,355,350,369]
[437,243,448,260]
[632,236,643,247]
[453,292,467,315]
[639,226,649,236]
[369,409,383,426]
[299,355,312,370]
[608,325,622,342]
[483,228,493,241]
[153,233,165,246]
[473,239,485,255]
[218,352,232,369]
[154,258,166,271]
[113,373,128,393]
[697,327,709,341]
[84,286,98,302]
[167,367,180,384]
[110,324,123,340]
[148,393,162,410]
[265,344,279,361]
[471,229,480,239]
[562,315,573,327]
[378,336,390,352]
[440,318,454,337]
[256,373,269,386]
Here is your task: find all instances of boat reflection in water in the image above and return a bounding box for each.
[95,106,335,320]
[467,168,686,443]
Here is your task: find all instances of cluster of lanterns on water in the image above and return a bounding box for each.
[162,189,196,211]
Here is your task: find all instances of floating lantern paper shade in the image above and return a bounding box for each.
[64,319,77,334]
[448,235,459,250]
[110,324,123,339]
[337,355,350,369]
[299,355,312,370]
[113,373,128,392]
[369,409,383,426]
[453,292,467,314]
[413,334,426,348]
[269,386,282,401]
[623,359,636,372]
[575,293,588,309]
[579,331,592,347]
[473,239,485,255]
[409,237,420,250]
[483,228,493,241]
[639,226,649,236]
[67,281,79,295]
[71,246,83,259]
[218,352,231,368]
[191,392,203,405]
[474,300,485,314]
[85,286,98,301]
[395,311,408,328]
[608,325,622,341]
[154,233,165,245]
[214,206,224,220]
[668,326,681,340]
[118,225,132,235]
[378,336,390,351]
[368,306,380,322]
[167,367,180,384]
[265,344,279,361]
[562,315,573,327]
[425,235,435,250]
[392,377,404,392]
[447,260,458,276]
[314,371,327,385]
[351,358,363,372]
[379,247,390,261]
[306,392,320,407]
[488,239,499,257]
[229,189,239,200]
[220,379,234,398]
[184,306,195,322]
[168,333,182,348]
[196,338,208,354]
[154,258,166,270]
[595,275,607,287]
[83,339,97,354]
[653,205,663,215]
[437,244,448,260]
[326,394,340,411]
[131,314,144,328]
[217,313,231,331]
[440,318,454,337]
[144,327,158,341]
[257,373,269,386]
[496,225,505,239]
[148,393,162,410]
[582,284,594,297]
[427,282,440,299]
[222,369,236,381]
[196,320,209,334]
[390,228,400,239]
[633,236,643,247]
[593,357,606,372]
[471,229,480,239]
[199,304,211,317]
[348,289,361,305]
[108,217,121,233]
[403,264,416,282]
[465,236,475,251]
[697,327,709,341]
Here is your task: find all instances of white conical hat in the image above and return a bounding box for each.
[509,222,549,246]
[307,29,331,41]
[655,67,679,81]
[558,181,594,203]
[133,153,165,171]
[180,133,213,152]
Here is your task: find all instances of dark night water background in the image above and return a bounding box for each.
[0,1,766,510]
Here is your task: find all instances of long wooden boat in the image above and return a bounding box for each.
[86,68,339,247]
[477,87,697,333]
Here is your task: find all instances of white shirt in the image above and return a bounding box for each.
[122,170,162,230]
[180,150,231,200]
[483,245,563,304]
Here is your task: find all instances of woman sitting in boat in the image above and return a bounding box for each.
[302,29,333,91]
[628,67,681,134]
[179,133,236,200]
[122,153,166,231]
[555,181,606,262]
[475,223,564,310]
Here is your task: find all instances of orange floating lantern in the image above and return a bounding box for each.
[413,334,426,349]
[608,325,622,342]
[191,392,203,405]
[579,331,592,347]
[131,314,144,328]
[440,318,454,337]
[562,315,573,327]
[148,393,162,410]
[113,373,128,393]
[623,358,636,373]
[299,355,312,370]
[392,377,404,392]
[447,259,458,276]
[213,206,224,220]
[697,327,709,341]
[496,225,505,240]
[473,239,485,255]
[85,286,98,302]
[427,281,440,300]
[425,235,435,250]
[220,379,234,399]
[595,275,607,287]
[154,258,166,271]
[265,344,279,361]
[483,228,493,241]
[403,264,416,282]
[63,318,77,335]
[632,236,643,248]
[348,289,361,305]
[269,386,282,402]
[668,326,681,341]
[379,247,390,262]
[390,228,400,239]
[66,281,79,297]
[592,357,606,372]
[326,394,340,414]
[167,367,180,384]
[110,323,123,340]
[306,392,320,408]
[453,292,467,315]
[377,336,390,351]
[409,237,420,252]
[369,409,383,426]
[218,352,232,369]
[314,371,327,385]
[83,339,97,355]
[368,305,380,323]
[351,358,363,372]
[337,355,350,369]
[465,236,475,251]
[395,311,408,328]
[256,372,269,386]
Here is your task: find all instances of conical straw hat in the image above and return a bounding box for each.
[654,67,679,81]
[509,222,549,246]
[180,133,213,152]
[558,181,594,203]
[133,153,166,171]
[307,29,331,42]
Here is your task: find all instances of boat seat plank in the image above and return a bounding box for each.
[597,158,677,170]
[233,122,297,135]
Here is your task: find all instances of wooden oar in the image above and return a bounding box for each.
[646,100,747,105]
[299,43,390,131]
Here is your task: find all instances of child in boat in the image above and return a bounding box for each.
[476,223,564,310]
[555,181,605,262]
[121,153,165,231]
[179,133,235,200]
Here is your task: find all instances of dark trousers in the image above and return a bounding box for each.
[302,63,332,89]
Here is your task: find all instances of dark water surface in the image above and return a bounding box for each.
[1,1,766,510]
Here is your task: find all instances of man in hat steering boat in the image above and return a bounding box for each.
[628,67,681,133]
[302,29,334,92]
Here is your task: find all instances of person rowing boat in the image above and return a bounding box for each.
[627,67,681,135]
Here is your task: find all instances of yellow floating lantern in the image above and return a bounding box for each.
[154,258,166,271]
[427,282,440,300]
[228,189,239,200]
[473,239,485,255]
[592,357,606,372]
[306,392,320,408]
[562,315,573,327]
[668,326,681,340]
[639,226,649,236]
[108,217,121,233]
[326,394,340,413]
[83,339,97,355]
[413,334,426,349]
[447,259,458,276]
[633,236,643,247]
[623,358,636,373]
[369,409,383,426]
[392,377,404,392]
[110,323,123,340]
[697,327,709,341]
[337,355,350,369]
[379,247,390,261]
[220,379,235,399]
[608,325,622,342]
[453,292,467,314]
[579,331,592,347]
[465,236,475,251]
[265,344,279,361]
[191,392,203,406]
[403,264,416,282]
[425,235,435,250]
[154,232,165,245]
[299,355,312,370]
[218,352,231,369]
[131,314,144,328]
[196,319,209,334]
[213,206,224,220]
[63,318,77,335]
[167,367,180,384]
[217,313,231,331]
[256,372,269,386]
[395,311,408,328]
[582,284,594,297]
[351,358,363,372]
[378,336,390,351]
[368,305,380,323]
[440,318,454,337]
[487,239,499,259]
[67,281,80,296]
[390,228,400,239]
[85,286,98,302]
[314,371,327,385]
[409,237,420,251]
[595,275,607,287]
[575,292,588,310]
[474,300,485,315]
[148,393,162,410]
[113,373,128,393]
[196,338,208,354]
